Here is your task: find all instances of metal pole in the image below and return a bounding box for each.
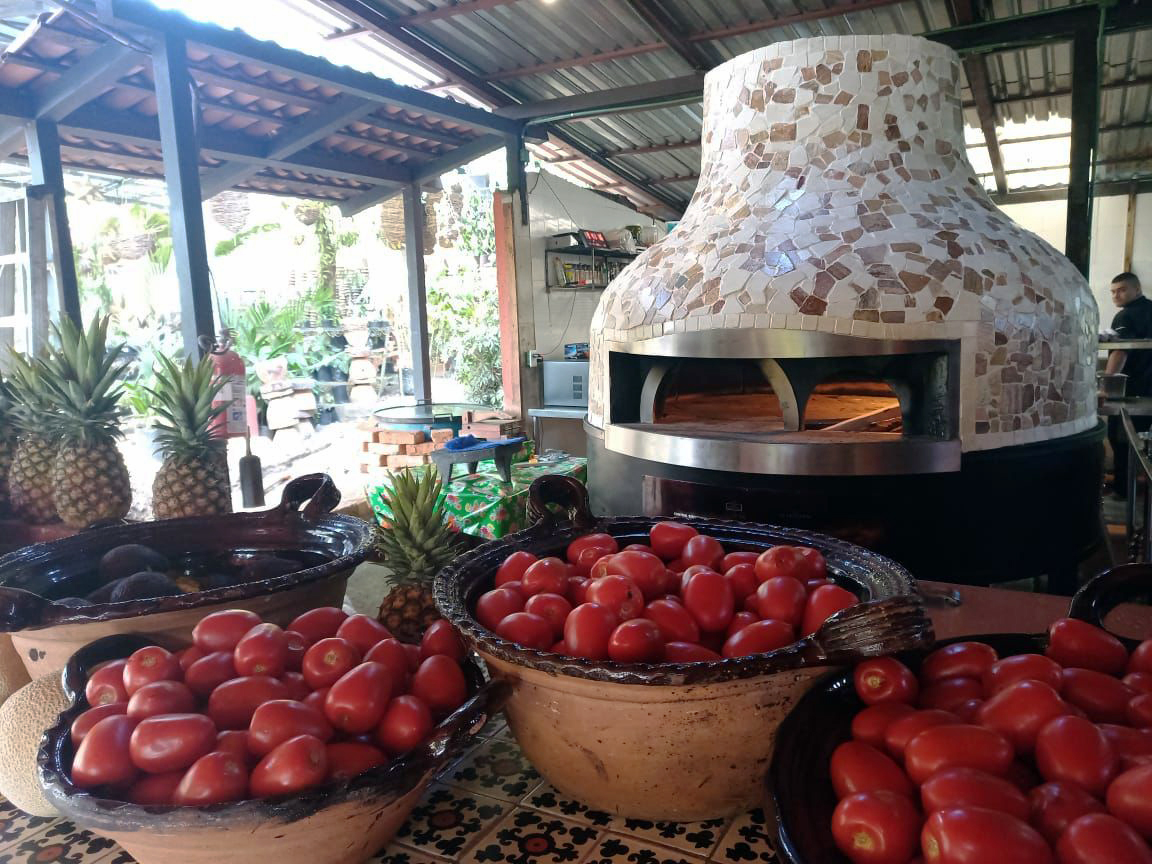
[505,131,528,226]
[1065,25,1101,277]
[152,32,215,358]
[402,183,432,403]
[24,119,80,326]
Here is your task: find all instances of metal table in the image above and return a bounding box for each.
[1099,398,1152,416]
[527,406,586,451]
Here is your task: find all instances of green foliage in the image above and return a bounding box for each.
[458,189,494,261]
[214,223,281,257]
[427,263,502,408]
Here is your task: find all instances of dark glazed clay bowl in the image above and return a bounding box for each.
[766,565,1152,864]
[0,475,372,678]
[39,633,508,864]
[434,475,930,821]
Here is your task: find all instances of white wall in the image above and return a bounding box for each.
[525,171,664,359]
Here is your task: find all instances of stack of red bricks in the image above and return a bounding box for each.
[359,426,454,473]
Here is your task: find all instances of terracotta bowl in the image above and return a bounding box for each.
[765,565,1151,864]
[0,475,372,678]
[435,476,930,821]
[39,633,508,864]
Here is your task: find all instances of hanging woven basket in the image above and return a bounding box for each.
[295,201,323,226]
[377,193,439,254]
[210,191,251,234]
[110,232,156,261]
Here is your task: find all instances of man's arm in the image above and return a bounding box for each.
[1107,350,1129,375]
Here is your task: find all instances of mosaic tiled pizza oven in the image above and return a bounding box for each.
[585,36,1103,586]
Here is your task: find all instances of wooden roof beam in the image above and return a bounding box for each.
[623,0,709,71]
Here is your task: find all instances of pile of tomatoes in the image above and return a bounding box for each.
[67,607,469,807]
[474,521,859,663]
[829,618,1152,864]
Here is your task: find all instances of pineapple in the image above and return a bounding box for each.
[0,374,13,516]
[374,468,459,642]
[4,353,58,524]
[147,353,232,520]
[40,316,132,528]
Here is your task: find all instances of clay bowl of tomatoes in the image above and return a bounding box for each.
[435,475,927,822]
[37,607,508,864]
[767,564,1152,864]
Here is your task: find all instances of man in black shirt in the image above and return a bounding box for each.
[1106,272,1152,496]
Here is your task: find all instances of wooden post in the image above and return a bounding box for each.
[152,32,215,358]
[1065,28,1100,277]
[1124,183,1138,272]
[24,120,80,326]
[402,184,432,403]
[494,185,541,418]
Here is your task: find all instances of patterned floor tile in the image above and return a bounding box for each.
[446,736,541,802]
[606,816,729,857]
[0,820,117,863]
[0,802,55,852]
[460,808,602,864]
[520,782,613,829]
[584,833,707,864]
[91,851,135,864]
[395,784,511,860]
[712,809,782,864]
[370,843,456,864]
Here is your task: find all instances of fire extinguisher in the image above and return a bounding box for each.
[199,330,248,439]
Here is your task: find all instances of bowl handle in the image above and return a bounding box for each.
[418,678,511,770]
[1066,564,1152,644]
[272,473,342,522]
[0,584,55,631]
[525,475,598,532]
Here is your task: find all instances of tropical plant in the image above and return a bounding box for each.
[213,222,281,257]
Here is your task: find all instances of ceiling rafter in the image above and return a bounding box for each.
[952,0,1008,196]
[622,0,709,71]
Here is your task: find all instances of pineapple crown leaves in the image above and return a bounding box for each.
[39,315,130,447]
[3,349,58,440]
[145,353,228,463]
[373,468,459,581]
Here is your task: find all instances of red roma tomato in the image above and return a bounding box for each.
[284,631,307,672]
[496,612,554,650]
[123,646,181,695]
[644,599,700,644]
[410,655,467,714]
[756,577,807,629]
[129,713,216,773]
[215,729,252,763]
[977,679,1071,754]
[606,550,668,600]
[664,642,722,662]
[1105,764,1152,838]
[806,578,834,592]
[884,709,961,760]
[1125,673,1152,695]
[607,619,664,663]
[127,680,196,719]
[404,643,422,672]
[336,615,392,656]
[476,587,525,632]
[852,703,916,749]
[725,611,759,638]
[754,546,805,583]
[208,675,290,730]
[953,699,984,723]
[250,734,328,798]
[177,645,205,672]
[567,577,590,605]
[829,741,914,799]
[983,654,1064,697]
[1100,724,1152,770]
[723,619,794,658]
[233,622,289,678]
[324,662,394,734]
[903,724,1014,784]
[184,651,237,697]
[521,557,569,597]
[128,770,185,806]
[796,547,828,581]
[1047,618,1128,677]
[680,535,725,570]
[551,640,568,654]
[649,521,697,560]
[921,766,1029,820]
[419,619,465,662]
[801,584,858,637]
[1057,813,1152,864]
[1129,694,1152,728]
[495,550,538,586]
[723,564,760,601]
[1130,640,1152,675]
[524,594,573,639]
[301,637,362,690]
[921,808,1052,864]
[1029,781,1106,844]
[586,575,645,622]
[1061,668,1135,723]
[85,659,129,706]
[71,702,128,747]
[919,678,984,713]
[174,751,248,805]
[364,639,410,687]
[564,603,618,660]
[624,543,656,555]
[71,715,140,788]
[722,551,760,571]
[566,533,619,574]
[682,569,735,633]
[303,687,329,713]
[249,700,333,756]
[588,556,614,581]
[1034,715,1118,796]
[679,565,717,596]
[193,609,262,654]
[921,642,999,685]
[854,658,919,707]
[831,790,920,864]
[326,741,386,781]
[287,607,347,646]
[377,694,433,755]
[742,592,759,616]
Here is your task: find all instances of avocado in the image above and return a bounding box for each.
[108,571,183,603]
[97,544,169,582]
